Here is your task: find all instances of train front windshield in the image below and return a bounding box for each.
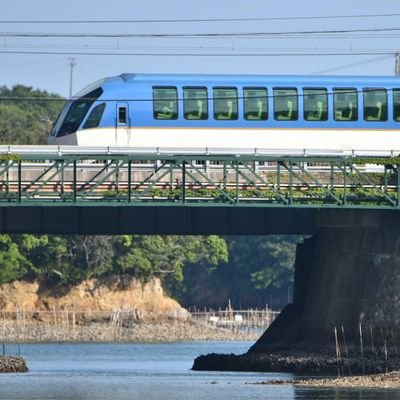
[50,87,103,138]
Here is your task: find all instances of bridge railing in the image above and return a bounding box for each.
[0,146,399,209]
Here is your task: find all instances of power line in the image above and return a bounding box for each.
[0,50,395,57]
[1,12,400,24]
[2,27,400,39]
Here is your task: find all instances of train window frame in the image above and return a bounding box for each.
[363,88,388,122]
[213,87,238,121]
[243,87,268,121]
[183,87,208,120]
[273,87,298,121]
[393,89,400,122]
[333,88,358,122]
[152,86,178,120]
[303,88,328,122]
[83,102,106,129]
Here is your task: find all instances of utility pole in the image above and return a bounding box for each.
[68,57,77,98]
[395,53,400,76]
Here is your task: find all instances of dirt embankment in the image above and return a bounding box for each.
[0,275,189,321]
[0,276,258,343]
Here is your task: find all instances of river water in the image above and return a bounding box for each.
[0,341,399,400]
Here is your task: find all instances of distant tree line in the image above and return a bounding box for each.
[0,85,63,144]
[0,85,300,309]
[0,234,228,285]
[0,233,299,309]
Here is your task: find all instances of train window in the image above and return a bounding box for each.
[304,88,328,121]
[56,87,103,137]
[213,88,238,120]
[183,87,208,120]
[153,87,178,120]
[363,89,387,121]
[393,90,400,121]
[244,88,268,120]
[273,88,298,121]
[118,106,127,124]
[83,103,106,129]
[333,88,358,121]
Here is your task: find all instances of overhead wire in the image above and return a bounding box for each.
[1,12,400,24]
[0,50,396,57]
[1,27,400,39]
[1,14,398,80]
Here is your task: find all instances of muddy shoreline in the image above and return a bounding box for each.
[252,370,400,389]
[1,319,259,343]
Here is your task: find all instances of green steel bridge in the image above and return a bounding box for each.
[0,146,398,235]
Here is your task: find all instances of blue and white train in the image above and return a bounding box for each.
[48,73,400,152]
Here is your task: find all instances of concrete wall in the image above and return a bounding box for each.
[250,209,400,353]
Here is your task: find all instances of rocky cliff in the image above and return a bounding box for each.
[0,275,189,321]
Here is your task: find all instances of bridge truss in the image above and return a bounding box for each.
[0,147,399,210]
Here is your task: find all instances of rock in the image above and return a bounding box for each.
[0,356,28,373]
[192,346,400,375]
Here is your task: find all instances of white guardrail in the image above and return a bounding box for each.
[0,145,399,157]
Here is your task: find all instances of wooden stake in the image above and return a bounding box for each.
[384,339,388,373]
[341,325,352,375]
[334,326,342,377]
[359,322,365,375]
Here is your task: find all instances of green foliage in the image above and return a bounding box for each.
[12,234,68,280]
[0,235,30,283]
[353,157,400,166]
[10,234,114,284]
[248,237,296,290]
[170,235,299,309]
[114,235,228,282]
[62,236,114,284]
[0,85,64,145]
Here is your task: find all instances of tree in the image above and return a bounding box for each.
[12,235,114,285]
[0,235,30,283]
[113,235,228,282]
[0,85,63,145]
[61,236,114,284]
[171,235,300,309]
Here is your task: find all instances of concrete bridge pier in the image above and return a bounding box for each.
[250,209,400,354]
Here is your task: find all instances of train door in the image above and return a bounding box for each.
[115,103,131,146]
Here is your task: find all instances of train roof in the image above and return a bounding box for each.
[75,73,400,98]
[112,73,400,86]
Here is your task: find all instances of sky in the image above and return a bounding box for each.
[1,0,400,98]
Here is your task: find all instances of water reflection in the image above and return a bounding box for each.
[294,386,400,399]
